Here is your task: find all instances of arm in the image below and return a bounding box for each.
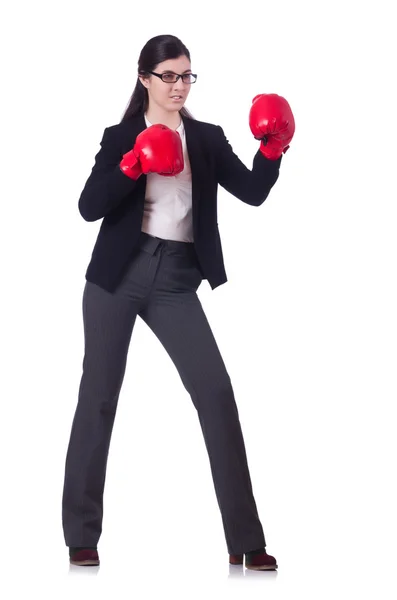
[214,125,282,207]
[78,126,140,222]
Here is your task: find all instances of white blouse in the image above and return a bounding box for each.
[141,114,194,242]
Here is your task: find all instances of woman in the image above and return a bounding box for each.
[62,34,295,570]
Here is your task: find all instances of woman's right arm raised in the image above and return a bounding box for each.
[78,124,184,222]
[78,126,141,222]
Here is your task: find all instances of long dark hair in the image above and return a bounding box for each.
[120,35,195,122]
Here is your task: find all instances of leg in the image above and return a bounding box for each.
[139,288,266,555]
[62,281,139,547]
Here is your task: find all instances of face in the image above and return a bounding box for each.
[139,55,193,113]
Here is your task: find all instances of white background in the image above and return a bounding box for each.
[1,0,396,597]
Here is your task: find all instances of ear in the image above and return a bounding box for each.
[138,75,150,89]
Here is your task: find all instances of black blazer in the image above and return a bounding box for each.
[79,112,283,293]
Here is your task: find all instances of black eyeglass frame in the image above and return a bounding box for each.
[143,71,198,84]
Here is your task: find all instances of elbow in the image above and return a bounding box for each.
[78,198,102,222]
[254,189,271,207]
[251,187,272,207]
[78,203,91,221]
[254,174,280,206]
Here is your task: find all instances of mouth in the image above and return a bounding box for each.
[170,95,183,101]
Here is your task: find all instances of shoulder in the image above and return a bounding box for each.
[96,116,145,150]
[101,119,137,138]
[182,117,225,148]
[184,116,223,133]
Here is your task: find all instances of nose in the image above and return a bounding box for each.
[172,87,184,95]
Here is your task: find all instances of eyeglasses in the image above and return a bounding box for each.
[143,71,197,84]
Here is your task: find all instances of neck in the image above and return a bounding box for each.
[144,107,182,130]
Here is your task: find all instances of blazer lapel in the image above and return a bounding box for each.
[122,113,147,153]
[182,114,205,224]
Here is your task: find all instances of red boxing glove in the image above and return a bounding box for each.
[120,124,184,180]
[249,93,295,160]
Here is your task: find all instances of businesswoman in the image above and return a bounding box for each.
[62,33,295,569]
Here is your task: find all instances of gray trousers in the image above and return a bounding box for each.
[62,231,266,555]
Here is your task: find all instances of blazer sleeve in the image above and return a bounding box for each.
[214,125,282,206]
[78,126,139,222]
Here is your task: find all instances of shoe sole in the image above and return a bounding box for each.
[70,558,100,566]
[229,559,278,570]
[245,563,278,570]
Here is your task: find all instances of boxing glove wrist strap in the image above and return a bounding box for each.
[119,148,142,180]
